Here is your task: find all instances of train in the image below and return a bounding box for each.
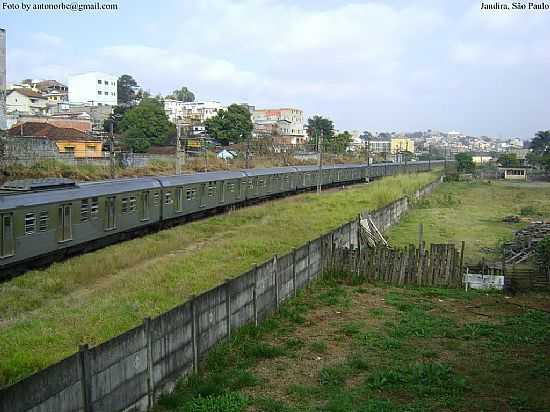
[0,161,446,279]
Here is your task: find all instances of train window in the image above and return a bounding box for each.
[218,182,224,203]
[153,192,160,206]
[129,197,137,214]
[165,192,173,205]
[90,198,99,219]
[57,205,73,242]
[39,211,48,232]
[248,179,253,189]
[141,191,150,221]
[186,188,197,200]
[80,199,90,222]
[1,214,15,258]
[121,198,129,214]
[207,183,215,197]
[105,197,116,230]
[175,188,183,211]
[24,213,36,235]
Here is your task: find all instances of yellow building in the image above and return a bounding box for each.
[390,138,414,154]
[8,122,104,158]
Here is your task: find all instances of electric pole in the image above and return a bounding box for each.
[176,124,181,175]
[317,129,323,194]
[444,144,448,173]
[245,133,250,169]
[109,122,115,179]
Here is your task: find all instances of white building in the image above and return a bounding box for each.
[6,89,48,115]
[68,72,117,106]
[164,100,224,124]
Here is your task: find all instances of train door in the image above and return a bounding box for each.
[218,181,225,204]
[140,191,150,221]
[104,197,116,231]
[200,183,206,208]
[1,213,15,258]
[57,204,73,242]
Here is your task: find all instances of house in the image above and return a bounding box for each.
[253,108,306,144]
[472,153,494,165]
[12,113,92,133]
[217,149,237,160]
[500,167,528,181]
[7,122,103,158]
[164,100,224,124]
[390,137,414,154]
[6,88,48,115]
[68,72,117,106]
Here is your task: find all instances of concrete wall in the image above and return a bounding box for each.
[0,176,442,412]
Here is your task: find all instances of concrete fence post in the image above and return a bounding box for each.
[292,248,297,297]
[273,256,279,309]
[253,265,258,327]
[191,297,198,373]
[225,279,232,338]
[307,241,311,285]
[78,343,92,412]
[144,317,155,408]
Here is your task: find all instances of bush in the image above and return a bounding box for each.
[187,392,248,412]
[520,206,537,216]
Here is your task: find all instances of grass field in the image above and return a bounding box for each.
[0,171,440,388]
[386,180,550,263]
[154,275,550,412]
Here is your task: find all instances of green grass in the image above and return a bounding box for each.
[387,180,550,263]
[0,171,441,387]
[153,276,550,412]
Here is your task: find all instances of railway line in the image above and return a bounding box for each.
[0,161,446,280]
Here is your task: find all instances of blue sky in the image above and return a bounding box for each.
[2,0,550,139]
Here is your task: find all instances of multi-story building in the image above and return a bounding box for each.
[6,88,48,115]
[0,28,6,129]
[68,72,117,106]
[253,108,306,144]
[164,100,224,124]
[367,139,391,154]
[390,137,414,154]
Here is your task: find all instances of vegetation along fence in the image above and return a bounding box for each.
[0,176,444,412]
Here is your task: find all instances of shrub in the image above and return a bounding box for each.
[187,392,248,412]
[535,236,550,276]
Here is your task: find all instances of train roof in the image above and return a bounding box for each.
[242,167,298,177]
[155,171,246,186]
[0,177,161,210]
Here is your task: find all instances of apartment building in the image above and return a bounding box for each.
[68,72,117,106]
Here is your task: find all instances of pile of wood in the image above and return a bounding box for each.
[504,222,550,264]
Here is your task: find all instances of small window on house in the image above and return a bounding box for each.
[64,146,75,153]
[97,91,102,95]
[121,197,129,214]
[86,145,96,151]
[25,213,36,235]
[165,192,173,204]
[80,199,89,222]
[98,79,102,84]
[90,197,99,218]
[39,211,48,232]
[104,80,108,85]
[129,196,137,213]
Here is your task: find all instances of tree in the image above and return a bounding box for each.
[306,115,334,145]
[117,74,139,106]
[497,153,520,168]
[528,130,550,173]
[103,105,130,133]
[333,131,353,153]
[535,236,550,277]
[204,104,253,145]
[455,152,475,173]
[166,86,195,102]
[118,98,175,152]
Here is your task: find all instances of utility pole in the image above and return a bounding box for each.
[245,133,250,169]
[317,129,323,194]
[203,138,208,172]
[109,122,115,179]
[444,145,448,173]
[428,145,432,169]
[365,139,370,166]
[176,123,181,175]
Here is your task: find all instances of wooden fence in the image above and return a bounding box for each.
[467,262,550,290]
[327,242,465,288]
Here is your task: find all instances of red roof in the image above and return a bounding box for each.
[8,88,47,99]
[7,122,99,141]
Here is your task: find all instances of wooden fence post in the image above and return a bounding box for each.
[307,241,311,285]
[144,317,154,408]
[79,343,92,412]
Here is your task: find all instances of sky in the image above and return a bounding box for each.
[2,0,550,139]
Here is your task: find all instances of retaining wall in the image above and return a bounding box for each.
[0,175,443,412]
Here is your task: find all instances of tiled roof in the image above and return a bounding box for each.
[7,122,100,141]
[9,88,47,99]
